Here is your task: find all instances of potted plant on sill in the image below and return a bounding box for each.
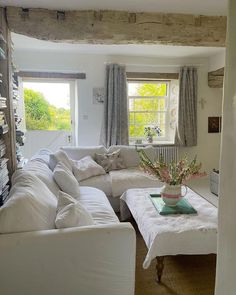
[144,126,162,143]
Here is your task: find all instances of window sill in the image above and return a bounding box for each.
[129,141,175,147]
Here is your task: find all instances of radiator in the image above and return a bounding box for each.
[155,146,179,164]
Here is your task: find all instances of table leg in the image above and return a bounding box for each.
[156,256,164,282]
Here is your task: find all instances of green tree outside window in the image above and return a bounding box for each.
[128,82,167,139]
[24,88,71,131]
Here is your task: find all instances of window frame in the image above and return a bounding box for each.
[127,79,172,145]
[19,77,77,144]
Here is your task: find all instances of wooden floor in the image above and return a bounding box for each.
[134,221,216,295]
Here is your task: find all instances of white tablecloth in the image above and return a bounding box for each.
[120,187,218,268]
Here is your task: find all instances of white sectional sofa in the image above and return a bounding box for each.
[62,145,162,211]
[0,156,136,295]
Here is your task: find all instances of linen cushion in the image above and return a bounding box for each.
[95,149,126,172]
[78,186,119,224]
[72,156,106,182]
[30,148,52,166]
[53,162,80,198]
[23,159,60,196]
[49,150,72,171]
[0,172,57,234]
[80,173,112,197]
[55,191,94,228]
[108,145,156,168]
[61,146,107,161]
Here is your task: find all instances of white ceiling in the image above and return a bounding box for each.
[12,33,225,59]
[1,0,227,15]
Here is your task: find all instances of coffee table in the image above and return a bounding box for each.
[120,187,217,282]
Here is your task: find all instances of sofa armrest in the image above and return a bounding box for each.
[0,223,136,295]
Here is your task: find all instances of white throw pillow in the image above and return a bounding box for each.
[55,191,94,228]
[95,149,126,172]
[53,162,80,198]
[0,172,57,234]
[49,150,72,171]
[23,160,60,196]
[72,156,106,182]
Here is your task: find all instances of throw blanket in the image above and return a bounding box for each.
[121,187,218,268]
[109,167,162,197]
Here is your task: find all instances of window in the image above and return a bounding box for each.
[128,80,176,145]
[22,80,73,131]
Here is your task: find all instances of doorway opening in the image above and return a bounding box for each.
[19,78,76,158]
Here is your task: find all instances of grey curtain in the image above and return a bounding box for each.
[175,67,198,146]
[100,64,129,148]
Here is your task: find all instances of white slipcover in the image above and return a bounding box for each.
[0,223,135,295]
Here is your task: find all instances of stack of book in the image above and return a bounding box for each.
[0,46,5,60]
[0,111,8,135]
[0,96,6,108]
[0,139,6,157]
[0,157,9,205]
[0,124,8,135]
[16,130,25,146]
[16,144,25,166]
[12,70,27,169]
[0,110,5,125]
[12,72,19,105]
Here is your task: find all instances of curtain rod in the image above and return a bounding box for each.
[104,62,204,67]
[17,71,86,79]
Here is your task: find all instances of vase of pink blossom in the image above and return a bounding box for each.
[137,149,206,206]
[160,183,187,206]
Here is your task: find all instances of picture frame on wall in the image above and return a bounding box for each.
[208,116,222,133]
[93,87,105,104]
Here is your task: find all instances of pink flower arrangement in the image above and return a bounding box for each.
[137,149,206,185]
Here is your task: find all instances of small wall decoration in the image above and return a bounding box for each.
[93,87,105,104]
[208,116,222,133]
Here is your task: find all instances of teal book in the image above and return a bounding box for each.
[149,194,197,215]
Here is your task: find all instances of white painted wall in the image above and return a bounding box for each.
[14,50,223,172]
[208,51,225,72]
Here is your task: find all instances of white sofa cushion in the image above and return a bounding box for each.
[72,156,106,181]
[109,167,163,197]
[80,173,112,198]
[53,162,80,198]
[108,145,157,168]
[0,172,57,234]
[61,145,107,160]
[30,148,51,166]
[95,149,126,172]
[79,187,119,225]
[55,191,94,228]
[49,150,72,171]
[23,159,60,196]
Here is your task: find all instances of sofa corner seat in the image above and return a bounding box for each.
[62,145,162,212]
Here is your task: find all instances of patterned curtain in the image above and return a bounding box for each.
[100,64,129,148]
[175,67,198,146]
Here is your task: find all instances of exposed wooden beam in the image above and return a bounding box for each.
[17,71,86,80]
[208,67,224,88]
[6,6,226,47]
[127,72,179,80]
